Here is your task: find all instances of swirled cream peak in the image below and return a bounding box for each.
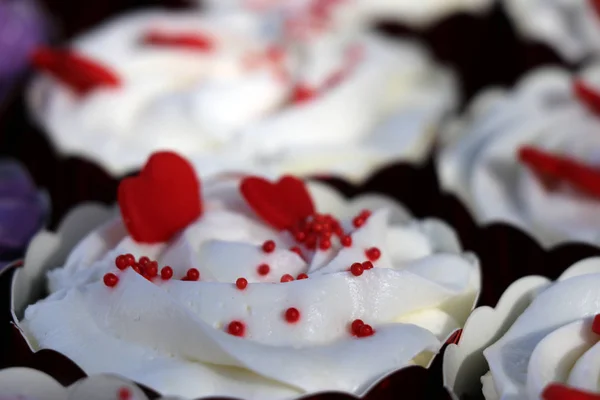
[438,63,600,247]
[482,259,600,399]
[504,0,600,62]
[28,8,457,181]
[21,177,480,399]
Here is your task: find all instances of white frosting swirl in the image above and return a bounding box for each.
[28,9,456,181]
[482,259,600,399]
[504,0,600,62]
[437,63,600,247]
[201,0,494,29]
[21,177,479,399]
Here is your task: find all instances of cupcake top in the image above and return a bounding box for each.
[437,63,600,247]
[0,0,48,97]
[20,152,480,399]
[0,160,48,268]
[28,8,456,181]
[504,0,600,62]
[479,258,600,399]
[201,0,495,29]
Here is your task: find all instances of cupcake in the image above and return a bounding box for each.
[437,63,600,248]
[444,257,600,399]
[27,8,457,182]
[200,0,495,29]
[10,151,480,399]
[503,0,600,63]
[0,160,48,269]
[0,0,48,103]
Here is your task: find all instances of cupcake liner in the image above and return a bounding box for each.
[0,178,473,400]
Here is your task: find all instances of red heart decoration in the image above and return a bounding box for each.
[573,79,600,115]
[118,151,202,243]
[543,384,600,400]
[31,47,121,95]
[142,30,215,52]
[518,146,600,199]
[240,175,315,230]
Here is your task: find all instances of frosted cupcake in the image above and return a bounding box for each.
[28,8,457,181]
[17,151,480,399]
[444,257,600,400]
[503,0,600,62]
[437,63,600,248]
[200,0,495,29]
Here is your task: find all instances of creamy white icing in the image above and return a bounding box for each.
[21,177,480,399]
[201,0,494,29]
[504,0,600,62]
[28,8,457,181]
[437,63,600,247]
[482,259,600,399]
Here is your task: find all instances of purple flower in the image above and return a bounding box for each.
[0,161,49,269]
[0,0,48,97]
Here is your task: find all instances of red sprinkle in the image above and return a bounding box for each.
[257,264,270,276]
[290,246,303,257]
[132,263,142,274]
[262,240,276,253]
[142,30,215,52]
[117,387,132,400]
[297,273,309,280]
[124,253,135,266]
[593,314,600,335]
[115,255,128,270]
[145,261,158,277]
[319,238,331,251]
[280,274,294,283]
[350,262,364,276]
[352,216,365,228]
[366,247,381,261]
[285,307,301,323]
[357,324,374,337]
[340,235,352,247]
[185,268,200,281]
[292,84,317,104]
[160,266,173,280]
[236,277,248,290]
[103,273,119,287]
[138,256,150,267]
[351,319,364,335]
[227,320,246,337]
[362,261,374,270]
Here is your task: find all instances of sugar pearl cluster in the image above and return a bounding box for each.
[103,254,200,287]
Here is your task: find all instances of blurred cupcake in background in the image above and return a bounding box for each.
[0,0,48,104]
[437,63,600,248]
[27,7,458,182]
[503,0,600,63]
[0,160,48,269]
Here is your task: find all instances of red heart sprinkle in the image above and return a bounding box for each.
[31,47,121,95]
[142,30,215,52]
[118,151,202,243]
[543,384,600,400]
[518,146,600,199]
[573,79,600,115]
[240,175,315,230]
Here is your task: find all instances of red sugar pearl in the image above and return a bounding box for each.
[358,324,374,338]
[145,261,158,277]
[227,320,246,337]
[285,307,301,323]
[297,273,309,280]
[257,264,270,276]
[352,216,365,228]
[365,247,381,261]
[341,235,352,247]
[132,263,142,274]
[294,231,307,242]
[118,387,132,400]
[362,261,374,270]
[593,314,600,335]
[262,240,276,253]
[280,274,294,283]
[186,268,200,281]
[103,273,119,287]
[319,238,331,251]
[124,253,135,266]
[160,266,173,280]
[115,255,128,270]
[138,256,150,267]
[236,277,248,290]
[360,209,372,218]
[351,319,364,335]
[305,235,317,250]
[350,262,364,276]
[290,246,303,257]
